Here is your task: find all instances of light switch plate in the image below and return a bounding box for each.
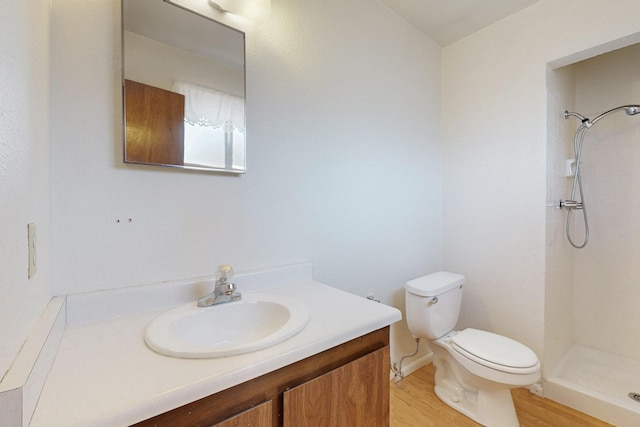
[28,223,36,279]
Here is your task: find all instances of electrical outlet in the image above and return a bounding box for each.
[28,223,36,279]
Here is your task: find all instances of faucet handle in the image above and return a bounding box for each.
[216,264,234,282]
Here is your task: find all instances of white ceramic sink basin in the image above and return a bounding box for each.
[145,293,309,358]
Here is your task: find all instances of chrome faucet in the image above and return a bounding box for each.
[197,264,242,307]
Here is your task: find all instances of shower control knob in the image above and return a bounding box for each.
[559,199,583,210]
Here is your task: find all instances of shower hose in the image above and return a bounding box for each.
[564,122,590,249]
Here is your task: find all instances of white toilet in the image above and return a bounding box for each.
[405,272,540,427]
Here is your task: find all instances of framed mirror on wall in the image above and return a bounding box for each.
[122,0,246,173]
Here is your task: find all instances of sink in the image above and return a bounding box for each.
[144,293,309,358]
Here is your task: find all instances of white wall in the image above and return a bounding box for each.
[442,0,640,365]
[571,44,640,361]
[50,0,442,364]
[0,0,52,378]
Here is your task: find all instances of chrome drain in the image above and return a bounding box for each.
[629,392,640,403]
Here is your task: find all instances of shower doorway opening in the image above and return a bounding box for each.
[545,42,640,426]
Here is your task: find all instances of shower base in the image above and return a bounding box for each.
[545,345,640,427]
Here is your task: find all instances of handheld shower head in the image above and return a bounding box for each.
[574,104,640,126]
[624,105,640,116]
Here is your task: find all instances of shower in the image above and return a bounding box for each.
[560,104,640,248]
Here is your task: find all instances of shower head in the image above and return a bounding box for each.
[624,105,640,116]
[589,104,640,125]
[566,105,640,128]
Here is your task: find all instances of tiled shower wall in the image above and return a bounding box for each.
[571,43,640,361]
[545,66,575,373]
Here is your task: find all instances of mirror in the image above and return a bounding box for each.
[122,0,246,173]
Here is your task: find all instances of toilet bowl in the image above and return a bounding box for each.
[405,272,541,427]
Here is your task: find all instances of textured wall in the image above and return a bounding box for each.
[50,0,443,363]
[0,0,52,378]
[442,0,640,361]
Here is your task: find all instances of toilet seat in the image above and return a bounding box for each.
[450,328,539,374]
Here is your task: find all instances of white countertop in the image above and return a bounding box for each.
[30,280,401,426]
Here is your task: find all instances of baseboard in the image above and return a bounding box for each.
[390,352,432,381]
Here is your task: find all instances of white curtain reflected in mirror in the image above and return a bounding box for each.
[183,121,245,170]
[173,81,245,170]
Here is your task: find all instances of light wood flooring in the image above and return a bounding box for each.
[390,364,613,426]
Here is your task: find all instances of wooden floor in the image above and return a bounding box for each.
[390,364,613,427]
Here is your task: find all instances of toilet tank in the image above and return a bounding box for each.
[405,272,465,340]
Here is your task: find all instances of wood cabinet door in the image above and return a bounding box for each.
[124,79,185,166]
[283,347,389,427]
[213,400,274,427]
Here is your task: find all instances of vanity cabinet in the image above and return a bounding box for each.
[132,327,390,427]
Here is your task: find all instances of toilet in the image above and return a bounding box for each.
[405,272,540,427]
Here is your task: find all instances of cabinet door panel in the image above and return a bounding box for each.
[283,347,389,427]
[213,400,274,427]
[125,79,185,165]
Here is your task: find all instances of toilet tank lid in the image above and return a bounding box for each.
[405,271,465,296]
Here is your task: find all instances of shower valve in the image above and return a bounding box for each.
[559,200,583,210]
